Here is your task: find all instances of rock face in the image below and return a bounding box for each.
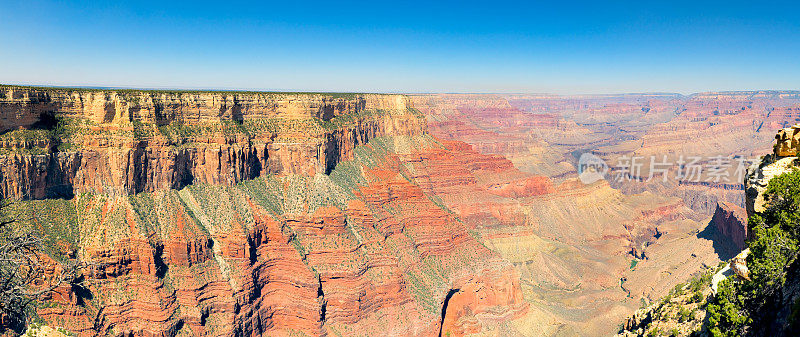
[774,123,800,157]
[439,267,527,337]
[745,124,800,216]
[731,248,751,280]
[711,201,748,250]
[0,86,424,199]
[745,155,794,216]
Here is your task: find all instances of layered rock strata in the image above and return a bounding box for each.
[0,86,424,199]
[16,90,800,337]
[21,135,529,336]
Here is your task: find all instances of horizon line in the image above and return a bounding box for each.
[3,83,800,98]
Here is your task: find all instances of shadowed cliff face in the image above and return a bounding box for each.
[0,87,423,199]
[711,201,748,251]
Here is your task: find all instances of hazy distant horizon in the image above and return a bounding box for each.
[4,82,800,97]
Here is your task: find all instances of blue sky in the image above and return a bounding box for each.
[1,0,798,94]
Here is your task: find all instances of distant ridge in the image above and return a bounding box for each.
[3,84,800,99]
[0,83,383,96]
[691,90,800,99]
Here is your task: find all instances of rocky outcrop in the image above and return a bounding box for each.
[711,201,748,250]
[731,248,751,281]
[745,124,800,216]
[617,268,715,337]
[774,123,800,157]
[0,86,425,199]
[439,267,528,337]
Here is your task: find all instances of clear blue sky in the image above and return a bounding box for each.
[1,0,798,94]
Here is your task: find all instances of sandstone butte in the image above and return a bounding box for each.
[4,86,800,336]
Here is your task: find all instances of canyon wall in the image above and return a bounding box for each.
[711,201,748,251]
[21,136,529,337]
[0,86,424,199]
[11,89,800,336]
[4,87,531,336]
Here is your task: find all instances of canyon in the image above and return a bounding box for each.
[617,122,800,336]
[3,85,800,336]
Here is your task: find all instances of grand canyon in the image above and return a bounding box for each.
[2,85,798,336]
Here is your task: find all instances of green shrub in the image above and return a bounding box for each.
[692,290,704,303]
[678,306,693,322]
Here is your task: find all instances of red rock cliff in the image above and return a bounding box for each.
[0,86,425,199]
[5,88,532,336]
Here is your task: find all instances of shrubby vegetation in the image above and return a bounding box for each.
[0,116,89,154]
[619,266,716,336]
[0,201,85,333]
[706,169,800,336]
